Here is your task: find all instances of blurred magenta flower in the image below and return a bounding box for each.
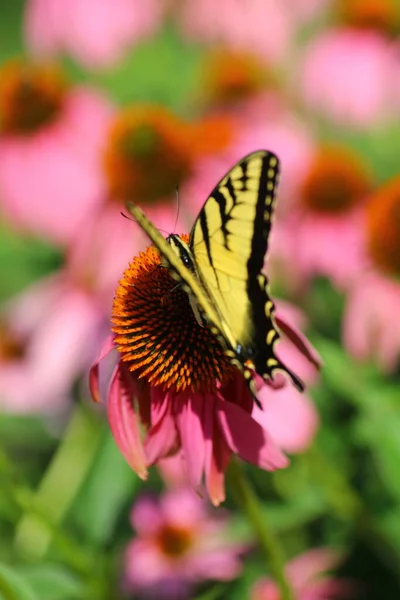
[0,59,113,246]
[274,145,373,290]
[178,0,325,65]
[299,27,400,127]
[253,302,320,454]
[251,548,353,600]
[0,274,104,413]
[25,0,165,69]
[124,488,243,598]
[90,243,319,505]
[344,176,400,370]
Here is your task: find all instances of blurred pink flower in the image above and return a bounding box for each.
[253,302,320,454]
[25,0,165,69]
[0,274,105,413]
[125,488,243,598]
[182,107,315,215]
[178,0,327,65]
[251,548,353,600]
[299,28,400,127]
[0,65,113,246]
[271,145,373,291]
[0,200,142,413]
[343,176,400,371]
[344,271,400,372]
[90,244,320,505]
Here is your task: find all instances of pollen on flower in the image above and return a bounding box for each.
[335,0,400,35]
[201,48,271,107]
[0,59,66,135]
[103,106,194,205]
[111,238,234,393]
[299,145,372,214]
[366,176,400,277]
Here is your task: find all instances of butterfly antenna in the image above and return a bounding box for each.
[173,185,181,234]
[121,210,136,223]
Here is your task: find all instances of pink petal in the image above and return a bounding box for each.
[144,392,179,465]
[287,548,342,590]
[254,385,319,454]
[89,335,115,403]
[107,365,147,479]
[175,393,206,491]
[275,313,322,371]
[130,495,163,536]
[203,399,231,506]
[216,399,288,471]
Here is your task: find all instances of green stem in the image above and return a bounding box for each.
[228,458,294,600]
[12,403,103,567]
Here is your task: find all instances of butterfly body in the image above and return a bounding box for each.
[127,150,304,399]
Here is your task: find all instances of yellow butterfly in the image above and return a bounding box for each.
[126,150,304,400]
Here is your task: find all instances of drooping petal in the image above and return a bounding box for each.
[175,393,206,492]
[89,335,115,403]
[203,398,231,506]
[107,364,148,479]
[275,313,322,370]
[144,393,179,465]
[216,398,288,471]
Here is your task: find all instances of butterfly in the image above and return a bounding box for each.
[126,150,304,402]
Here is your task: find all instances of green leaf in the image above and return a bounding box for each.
[0,563,37,600]
[19,565,83,600]
[14,405,103,562]
[73,430,138,546]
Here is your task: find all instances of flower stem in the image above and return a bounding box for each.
[13,403,103,565]
[228,457,294,600]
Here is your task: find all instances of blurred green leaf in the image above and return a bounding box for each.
[0,0,24,62]
[19,564,83,600]
[14,405,103,564]
[73,430,138,546]
[0,563,37,600]
[85,24,203,114]
[0,222,62,301]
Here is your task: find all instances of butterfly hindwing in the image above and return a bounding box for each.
[190,150,303,390]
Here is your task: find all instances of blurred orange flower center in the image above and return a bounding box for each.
[103,106,194,205]
[0,322,25,362]
[366,176,400,277]
[299,147,372,214]
[0,59,66,135]
[202,48,270,107]
[111,241,234,393]
[157,523,194,557]
[336,0,400,35]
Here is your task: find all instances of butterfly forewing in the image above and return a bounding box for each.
[190,151,304,391]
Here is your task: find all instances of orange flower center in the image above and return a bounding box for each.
[157,523,194,557]
[336,0,400,35]
[366,176,400,277]
[201,48,271,107]
[112,241,234,393]
[299,146,372,214]
[103,106,194,205]
[0,59,66,135]
[0,321,25,362]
